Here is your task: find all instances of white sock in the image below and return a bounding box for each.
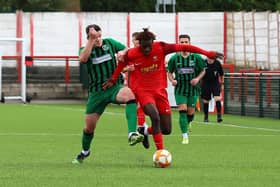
[143,123,148,135]
[82,150,89,155]
[128,132,135,138]
[182,133,188,138]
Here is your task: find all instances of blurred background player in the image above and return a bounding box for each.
[201,57,224,123]
[103,28,223,150]
[167,34,206,144]
[72,24,143,164]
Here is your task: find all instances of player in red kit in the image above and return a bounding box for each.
[103,28,223,150]
[124,32,149,148]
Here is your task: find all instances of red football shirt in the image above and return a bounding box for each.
[112,41,216,91]
[126,42,168,91]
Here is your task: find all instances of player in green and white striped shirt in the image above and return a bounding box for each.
[72,24,143,164]
[167,34,206,144]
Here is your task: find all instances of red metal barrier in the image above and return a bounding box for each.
[222,63,234,100]
[2,55,79,85]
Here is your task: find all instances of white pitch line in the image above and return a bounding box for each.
[190,134,277,137]
[194,121,280,132]
[0,132,80,136]
[0,132,277,137]
[25,104,124,116]
[24,104,280,132]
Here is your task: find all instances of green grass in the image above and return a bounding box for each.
[0,103,280,187]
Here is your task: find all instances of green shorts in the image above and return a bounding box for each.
[175,94,198,108]
[86,84,123,114]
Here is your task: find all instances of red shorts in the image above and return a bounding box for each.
[133,88,171,115]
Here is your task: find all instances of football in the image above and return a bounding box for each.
[152,149,172,168]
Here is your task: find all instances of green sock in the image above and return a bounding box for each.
[82,130,94,151]
[187,114,194,123]
[125,100,137,133]
[179,110,188,133]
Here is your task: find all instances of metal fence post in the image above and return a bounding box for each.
[224,76,228,113]
[241,73,245,116]
[259,73,264,117]
[279,78,280,119]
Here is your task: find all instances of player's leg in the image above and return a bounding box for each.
[187,96,197,133]
[72,92,103,164]
[159,113,172,135]
[115,86,143,145]
[175,94,190,144]
[143,103,164,150]
[72,113,100,164]
[156,89,172,135]
[136,104,150,149]
[137,104,146,126]
[213,84,223,122]
[201,85,211,122]
[156,90,172,135]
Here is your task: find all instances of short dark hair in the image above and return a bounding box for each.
[86,24,101,39]
[179,34,191,41]
[137,28,156,41]
[132,32,139,38]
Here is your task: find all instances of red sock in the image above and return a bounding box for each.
[147,127,152,134]
[137,107,145,126]
[152,133,164,150]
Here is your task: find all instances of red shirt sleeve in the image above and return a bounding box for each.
[111,61,127,81]
[176,44,216,58]
[161,42,216,58]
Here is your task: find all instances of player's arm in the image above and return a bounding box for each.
[102,51,128,90]
[219,74,224,90]
[79,41,94,63]
[167,72,177,86]
[79,27,99,63]
[190,55,207,85]
[122,65,135,73]
[219,74,224,85]
[167,57,177,86]
[162,42,224,59]
[217,60,224,84]
[220,75,224,84]
[190,68,205,86]
[102,61,127,90]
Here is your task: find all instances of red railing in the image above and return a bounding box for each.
[2,55,79,84]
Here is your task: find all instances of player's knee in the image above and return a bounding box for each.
[178,104,187,111]
[162,128,171,135]
[150,114,160,125]
[122,88,135,101]
[161,122,172,134]
[85,115,98,133]
[187,108,195,114]
[84,124,95,133]
[214,96,221,101]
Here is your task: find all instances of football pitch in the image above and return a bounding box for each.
[0,103,279,187]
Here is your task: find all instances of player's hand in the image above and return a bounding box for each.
[208,51,224,60]
[102,78,116,90]
[190,78,199,85]
[88,27,99,40]
[206,58,215,63]
[117,50,127,62]
[127,65,135,71]
[122,65,135,73]
[214,52,224,59]
[171,80,177,86]
[220,83,224,90]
